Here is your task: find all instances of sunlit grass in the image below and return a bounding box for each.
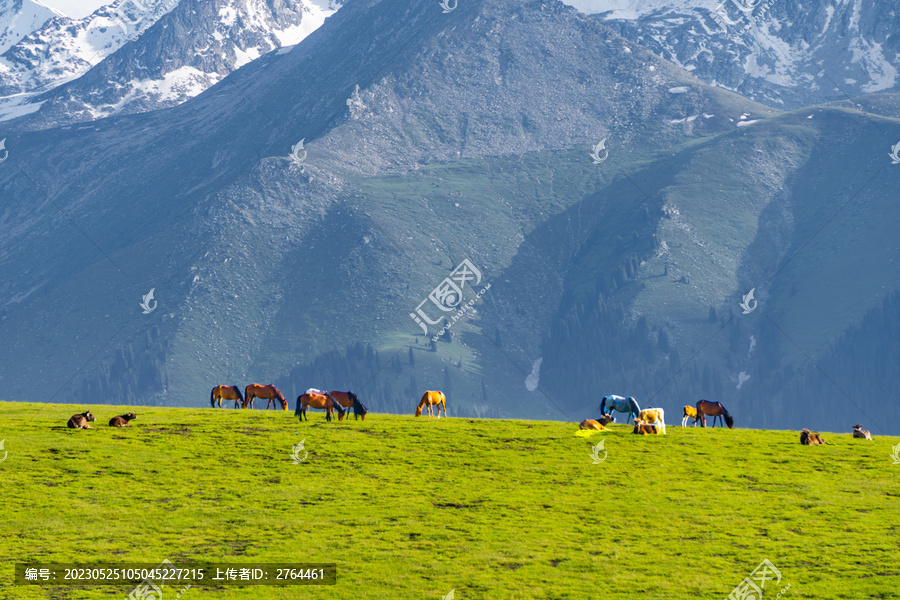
[1,401,898,599]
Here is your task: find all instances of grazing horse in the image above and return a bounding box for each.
[244,383,287,410]
[416,391,447,417]
[210,385,244,409]
[682,405,698,427]
[296,390,345,421]
[330,391,368,420]
[639,408,666,434]
[696,399,734,428]
[599,395,641,423]
[852,425,872,440]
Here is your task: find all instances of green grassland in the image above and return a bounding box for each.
[2,401,899,599]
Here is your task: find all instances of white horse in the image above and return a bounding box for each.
[599,395,641,423]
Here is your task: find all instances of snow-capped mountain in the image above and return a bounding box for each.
[0,0,64,54]
[1,0,338,126]
[565,0,900,108]
[0,0,179,120]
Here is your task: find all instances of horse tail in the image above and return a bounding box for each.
[233,385,243,402]
[599,396,607,415]
[294,396,303,417]
[210,387,216,408]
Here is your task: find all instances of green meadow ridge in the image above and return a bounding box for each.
[2,402,899,599]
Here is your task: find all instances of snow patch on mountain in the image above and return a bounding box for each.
[0,0,178,99]
[564,0,900,108]
[4,0,339,126]
[0,0,65,54]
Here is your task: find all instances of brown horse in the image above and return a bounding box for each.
[415,391,446,417]
[296,391,345,421]
[696,399,734,428]
[244,383,287,410]
[210,385,244,409]
[330,391,368,420]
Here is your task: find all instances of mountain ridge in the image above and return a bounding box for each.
[1,0,898,433]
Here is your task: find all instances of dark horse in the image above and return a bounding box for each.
[210,385,244,409]
[330,390,368,420]
[696,399,734,428]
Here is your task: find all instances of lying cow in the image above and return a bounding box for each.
[800,429,827,445]
[67,411,96,429]
[852,424,872,440]
[109,413,137,427]
[580,415,615,430]
[633,418,659,435]
[639,408,665,434]
[682,405,698,427]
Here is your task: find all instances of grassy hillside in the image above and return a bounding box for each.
[2,402,899,599]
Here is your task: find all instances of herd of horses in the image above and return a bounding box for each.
[210,384,368,420]
[64,387,873,443]
[588,395,733,434]
[211,384,448,421]
[584,394,874,442]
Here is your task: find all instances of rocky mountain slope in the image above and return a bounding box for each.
[573,0,900,109]
[0,0,64,54]
[0,0,338,124]
[1,0,897,433]
[0,0,181,119]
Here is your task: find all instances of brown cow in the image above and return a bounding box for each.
[579,415,615,430]
[800,429,827,445]
[852,425,872,440]
[109,413,137,427]
[67,411,96,429]
[633,418,659,435]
